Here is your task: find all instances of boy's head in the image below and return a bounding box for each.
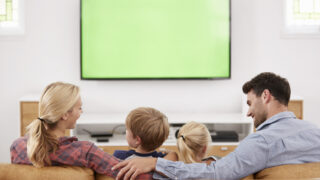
[125,107,169,152]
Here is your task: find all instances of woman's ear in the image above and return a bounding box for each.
[61,112,70,121]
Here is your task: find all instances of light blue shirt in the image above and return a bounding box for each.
[154,112,320,180]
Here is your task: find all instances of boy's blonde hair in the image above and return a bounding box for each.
[177,121,211,163]
[126,107,169,152]
[27,82,80,167]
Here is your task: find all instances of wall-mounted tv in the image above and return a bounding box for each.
[81,0,230,79]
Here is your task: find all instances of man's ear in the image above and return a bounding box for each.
[262,89,272,103]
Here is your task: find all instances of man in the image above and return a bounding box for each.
[113,72,320,180]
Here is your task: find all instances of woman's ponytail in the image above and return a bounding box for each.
[26,82,80,167]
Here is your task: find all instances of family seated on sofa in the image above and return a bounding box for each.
[8,72,320,180]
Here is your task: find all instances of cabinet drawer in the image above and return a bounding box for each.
[209,145,237,157]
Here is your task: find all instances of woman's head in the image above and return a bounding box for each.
[177,121,211,163]
[27,82,81,167]
[39,82,81,127]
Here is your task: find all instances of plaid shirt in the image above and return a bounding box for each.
[10,136,152,179]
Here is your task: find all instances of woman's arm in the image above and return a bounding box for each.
[85,144,153,179]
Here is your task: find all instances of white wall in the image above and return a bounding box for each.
[0,0,320,162]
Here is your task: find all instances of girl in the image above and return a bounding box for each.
[177,121,214,163]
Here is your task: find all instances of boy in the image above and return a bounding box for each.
[113,107,177,160]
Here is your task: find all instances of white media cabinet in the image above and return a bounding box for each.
[19,95,303,156]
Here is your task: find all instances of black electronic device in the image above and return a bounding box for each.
[90,133,113,138]
[82,128,113,138]
[96,137,110,142]
[210,131,239,142]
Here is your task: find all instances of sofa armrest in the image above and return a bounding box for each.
[254,162,320,179]
[0,163,95,180]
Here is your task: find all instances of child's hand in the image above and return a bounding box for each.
[202,155,221,165]
[163,151,178,161]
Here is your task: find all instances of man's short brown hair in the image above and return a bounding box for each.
[242,72,291,106]
[126,107,169,152]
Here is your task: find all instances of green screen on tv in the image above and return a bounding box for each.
[81,0,230,79]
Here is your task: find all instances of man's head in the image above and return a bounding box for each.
[125,107,169,152]
[242,72,291,128]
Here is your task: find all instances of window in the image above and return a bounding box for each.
[0,0,24,35]
[284,0,320,36]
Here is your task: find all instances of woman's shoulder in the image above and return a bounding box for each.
[11,136,30,164]
[57,136,96,152]
[11,136,27,149]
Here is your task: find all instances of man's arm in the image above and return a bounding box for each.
[112,157,157,180]
[155,133,269,180]
[113,133,269,180]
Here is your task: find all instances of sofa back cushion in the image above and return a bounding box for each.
[96,173,115,180]
[255,162,320,179]
[0,163,95,180]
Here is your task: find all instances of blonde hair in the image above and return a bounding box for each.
[177,121,211,163]
[27,82,80,167]
[126,107,169,152]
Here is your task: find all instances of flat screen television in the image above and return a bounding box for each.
[81,0,231,79]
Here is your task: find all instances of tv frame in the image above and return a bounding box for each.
[80,0,232,80]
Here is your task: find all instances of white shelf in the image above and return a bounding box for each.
[73,112,253,146]
[19,94,40,102]
[75,134,241,146]
[77,112,253,124]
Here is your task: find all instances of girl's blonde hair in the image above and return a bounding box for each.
[177,121,211,163]
[26,82,80,167]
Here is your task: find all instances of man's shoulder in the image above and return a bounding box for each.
[254,118,320,146]
[240,132,267,146]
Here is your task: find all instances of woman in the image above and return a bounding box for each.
[10,82,150,179]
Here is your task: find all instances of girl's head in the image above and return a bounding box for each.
[27,82,81,167]
[177,121,211,163]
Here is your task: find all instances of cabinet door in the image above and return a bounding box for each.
[20,101,70,136]
[288,100,303,119]
[20,102,39,136]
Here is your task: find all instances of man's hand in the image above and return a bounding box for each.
[112,157,157,180]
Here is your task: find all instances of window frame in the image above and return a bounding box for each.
[282,0,320,38]
[0,0,25,35]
